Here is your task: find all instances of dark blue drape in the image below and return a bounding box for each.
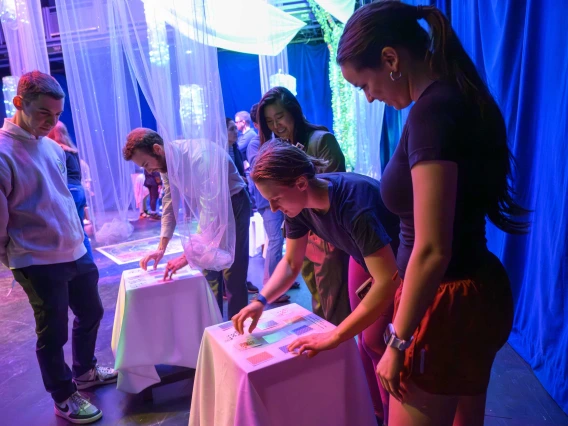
[218,50,262,119]
[451,0,568,413]
[218,44,333,131]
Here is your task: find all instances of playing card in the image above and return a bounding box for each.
[246,351,274,366]
[291,325,313,336]
[257,320,279,330]
[218,322,233,331]
[284,315,304,325]
[263,330,290,344]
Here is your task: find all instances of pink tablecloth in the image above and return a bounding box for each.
[189,303,375,426]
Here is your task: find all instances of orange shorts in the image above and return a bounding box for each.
[394,253,514,395]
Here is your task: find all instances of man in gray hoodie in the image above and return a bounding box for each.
[0,71,116,424]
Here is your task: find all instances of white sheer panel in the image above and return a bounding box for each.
[259,48,292,96]
[114,0,234,270]
[353,89,385,179]
[55,0,139,244]
[0,0,50,75]
[312,0,356,23]
[151,0,305,56]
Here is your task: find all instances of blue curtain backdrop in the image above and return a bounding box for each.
[450,0,568,413]
[218,43,333,132]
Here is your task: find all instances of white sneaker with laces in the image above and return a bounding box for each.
[54,392,102,424]
[74,365,118,390]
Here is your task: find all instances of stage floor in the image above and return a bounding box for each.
[0,218,566,425]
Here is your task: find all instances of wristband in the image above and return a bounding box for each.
[256,294,268,306]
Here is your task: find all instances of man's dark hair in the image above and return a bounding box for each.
[123,128,164,161]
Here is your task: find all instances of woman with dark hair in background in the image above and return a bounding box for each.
[322,2,529,425]
[257,86,350,326]
[48,121,93,259]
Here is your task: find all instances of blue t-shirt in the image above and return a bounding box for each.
[285,173,400,272]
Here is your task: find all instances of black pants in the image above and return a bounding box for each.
[145,182,159,212]
[12,253,103,403]
[204,189,251,319]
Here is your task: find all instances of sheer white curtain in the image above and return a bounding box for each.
[0,0,50,75]
[113,0,234,270]
[151,0,304,56]
[259,48,292,97]
[0,0,50,117]
[353,89,385,179]
[55,0,139,244]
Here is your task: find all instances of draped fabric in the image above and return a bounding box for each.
[113,0,234,271]
[450,0,568,413]
[54,0,139,244]
[150,0,305,56]
[312,0,356,23]
[353,89,384,179]
[0,0,50,76]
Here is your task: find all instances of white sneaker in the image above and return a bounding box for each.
[74,365,118,390]
[54,392,102,424]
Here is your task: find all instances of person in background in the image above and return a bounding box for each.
[257,86,350,326]
[235,110,256,162]
[124,127,253,318]
[227,118,259,294]
[247,103,299,304]
[233,140,400,425]
[328,2,529,424]
[0,71,116,425]
[48,121,93,259]
[143,169,162,220]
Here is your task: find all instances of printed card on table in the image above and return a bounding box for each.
[257,319,279,331]
[235,336,267,351]
[246,351,274,366]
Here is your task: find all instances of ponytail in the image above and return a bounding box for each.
[337,1,529,234]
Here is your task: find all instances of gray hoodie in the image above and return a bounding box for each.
[0,119,86,269]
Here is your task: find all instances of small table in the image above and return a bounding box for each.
[189,303,376,426]
[111,265,222,393]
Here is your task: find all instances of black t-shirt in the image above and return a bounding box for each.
[285,172,400,272]
[381,80,490,279]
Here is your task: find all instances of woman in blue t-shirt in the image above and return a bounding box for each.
[232,139,400,424]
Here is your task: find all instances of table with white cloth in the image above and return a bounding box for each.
[189,303,376,426]
[249,211,267,257]
[111,264,222,393]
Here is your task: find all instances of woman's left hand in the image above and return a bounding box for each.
[287,331,340,358]
[376,346,406,402]
[163,254,189,280]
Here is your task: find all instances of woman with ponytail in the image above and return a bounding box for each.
[291,2,528,425]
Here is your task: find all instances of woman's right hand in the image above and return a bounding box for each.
[232,301,265,334]
[140,249,165,270]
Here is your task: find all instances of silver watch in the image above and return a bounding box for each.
[383,323,413,351]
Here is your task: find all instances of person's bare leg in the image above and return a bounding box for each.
[388,380,458,426]
[452,393,486,426]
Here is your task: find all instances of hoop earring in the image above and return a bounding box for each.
[390,71,402,81]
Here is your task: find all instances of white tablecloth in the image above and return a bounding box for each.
[111,265,222,393]
[189,303,376,426]
[249,212,267,257]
